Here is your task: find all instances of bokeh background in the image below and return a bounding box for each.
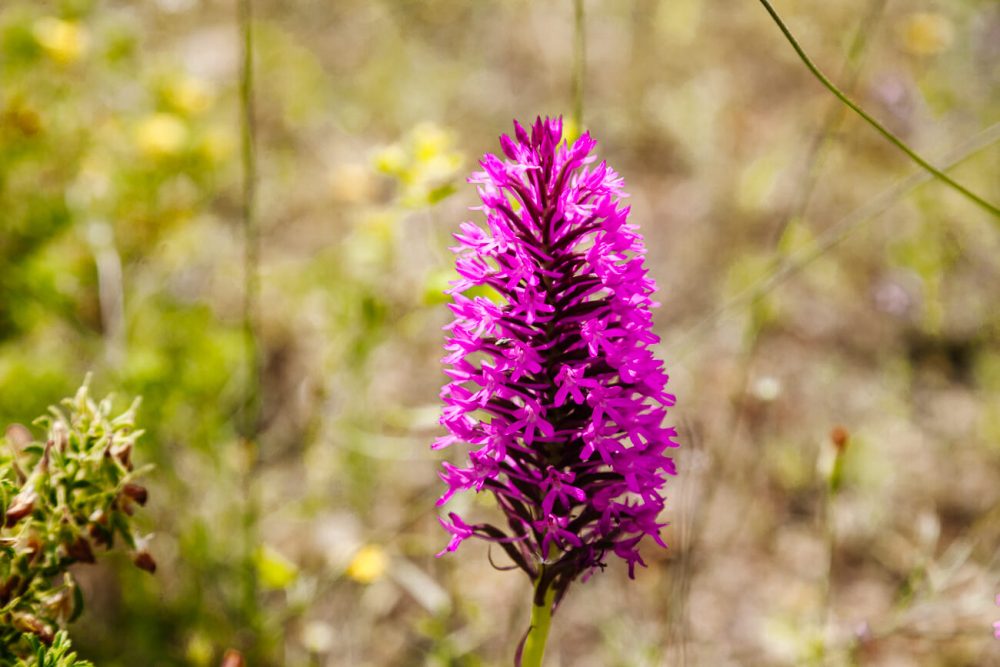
[2,0,999,665]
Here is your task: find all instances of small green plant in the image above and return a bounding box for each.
[0,379,153,663]
[13,632,92,667]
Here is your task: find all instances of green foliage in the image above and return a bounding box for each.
[0,380,152,663]
[14,632,94,667]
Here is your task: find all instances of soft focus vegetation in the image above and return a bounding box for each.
[1,0,998,665]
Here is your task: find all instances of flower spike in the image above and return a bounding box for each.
[434,117,678,605]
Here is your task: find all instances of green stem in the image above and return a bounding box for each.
[571,0,585,130]
[669,121,1000,360]
[521,582,556,667]
[238,0,260,436]
[757,0,1000,218]
[770,0,886,245]
[237,0,262,653]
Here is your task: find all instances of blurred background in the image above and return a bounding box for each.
[1,0,999,665]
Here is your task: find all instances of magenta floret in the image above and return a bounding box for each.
[434,117,678,599]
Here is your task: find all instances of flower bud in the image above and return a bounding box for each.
[133,534,157,574]
[110,441,133,470]
[122,482,149,506]
[830,425,849,452]
[66,536,96,564]
[828,426,850,494]
[88,509,112,547]
[13,612,54,644]
[133,550,157,574]
[4,489,37,527]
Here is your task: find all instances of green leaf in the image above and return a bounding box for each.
[69,582,84,623]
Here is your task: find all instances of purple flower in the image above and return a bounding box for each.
[433,117,678,603]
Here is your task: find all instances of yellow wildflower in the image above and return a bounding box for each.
[166,75,213,116]
[899,12,954,57]
[33,18,90,64]
[346,544,388,584]
[134,113,188,158]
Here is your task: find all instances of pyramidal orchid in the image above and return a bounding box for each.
[433,117,678,665]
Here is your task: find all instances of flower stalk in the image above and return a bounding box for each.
[521,576,556,667]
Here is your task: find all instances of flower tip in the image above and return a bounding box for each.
[499,133,519,160]
[576,130,596,148]
[549,115,564,139]
[512,119,530,145]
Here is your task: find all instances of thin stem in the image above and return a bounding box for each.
[87,221,126,368]
[820,435,848,657]
[770,0,887,245]
[670,121,1000,360]
[571,0,585,131]
[239,0,260,437]
[521,579,556,667]
[237,0,261,653]
[820,468,839,656]
[757,0,1000,218]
